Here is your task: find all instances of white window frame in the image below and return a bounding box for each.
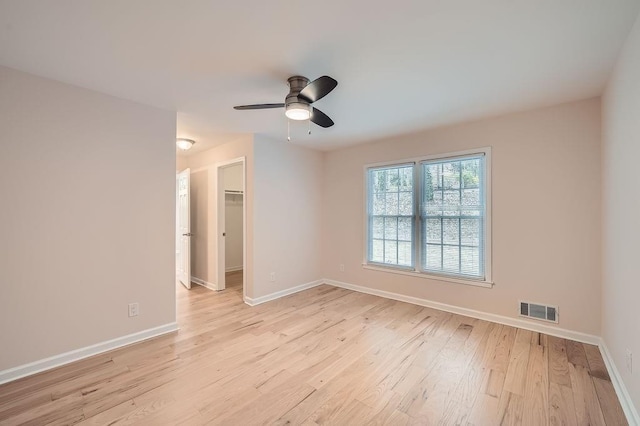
[363,147,493,289]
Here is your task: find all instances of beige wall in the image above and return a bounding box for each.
[603,14,640,411]
[185,137,254,293]
[185,136,323,299]
[253,136,324,298]
[0,66,176,371]
[176,155,188,172]
[322,98,602,335]
[224,164,244,193]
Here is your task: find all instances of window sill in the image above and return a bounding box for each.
[361,264,494,289]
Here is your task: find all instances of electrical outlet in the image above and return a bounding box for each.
[269,272,276,282]
[626,349,633,374]
[128,303,139,317]
[339,264,345,272]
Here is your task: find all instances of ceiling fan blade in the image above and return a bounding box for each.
[298,76,337,103]
[311,107,334,128]
[233,103,284,110]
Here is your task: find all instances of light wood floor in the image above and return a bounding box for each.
[0,274,627,425]
[224,270,243,289]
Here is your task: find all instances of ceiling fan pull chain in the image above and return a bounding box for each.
[308,118,311,135]
[287,118,291,142]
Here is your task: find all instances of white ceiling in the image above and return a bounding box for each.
[1,1,639,154]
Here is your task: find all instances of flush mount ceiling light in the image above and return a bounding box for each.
[176,138,195,150]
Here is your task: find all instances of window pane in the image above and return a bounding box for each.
[424,165,437,199]
[425,219,441,243]
[424,164,440,189]
[443,246,460,272]
[461,246,480,276]
[425,191,443,216]
[443,218,459,244]
[372,217,384,239]
[399,192,412,215]
[373,170,388,192]
[384,240,398,264]
[425,244,442,269]
[398,217,412,241]
[442,162,460,189]
[385,192,398,215]
[398,241,412,266]
[461,188,480,209]
[384,217,398,240]
[443,190,461,210]
[373,193,385,215]
[399,167,413,191]
[386,169,399,192]
[461,159,480,188]
[460,219,479,246]
[371,239,384,263]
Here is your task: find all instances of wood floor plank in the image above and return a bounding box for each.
[549,382,578,426]
[0,272,628,425]
[77,399,136,426]
[566,340,589,369]
[568,363,606,426]
[497,391,524,425]
[584,344,611,381]
[502,328,533,396]
[593,376,628,426]
[0,392,85,426]
[210,380,315,425]
[522,343,549,426]
[548,335,572,387]
[437,322,500,424]
[467,392,501,426]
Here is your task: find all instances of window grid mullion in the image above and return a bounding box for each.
[440,162,444,270]
[414,164,421,271]
[396,192,400,265]
[383,217,387,264]
[479,159,485,277]
[459,161,462,274]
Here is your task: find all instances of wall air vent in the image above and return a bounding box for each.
[519,301,558,323]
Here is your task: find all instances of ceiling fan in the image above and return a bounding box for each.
[233,75,338,128]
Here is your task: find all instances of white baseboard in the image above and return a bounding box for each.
[598,340,640,425]
[323,279,600,346]
[244,279,324,306]
[192,276,217,291]
[225,266,243,272]
[0,322,179,386]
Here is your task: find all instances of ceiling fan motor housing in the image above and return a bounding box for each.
[286,76,311,105]
[285,76,311,119]
[287,76,310,97]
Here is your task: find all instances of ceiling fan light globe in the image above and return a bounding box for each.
[285,102,311,121]
[285,108,311,120]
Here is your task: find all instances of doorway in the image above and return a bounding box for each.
[216,158,246,299]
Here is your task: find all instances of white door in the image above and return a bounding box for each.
[177,169,191,289]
